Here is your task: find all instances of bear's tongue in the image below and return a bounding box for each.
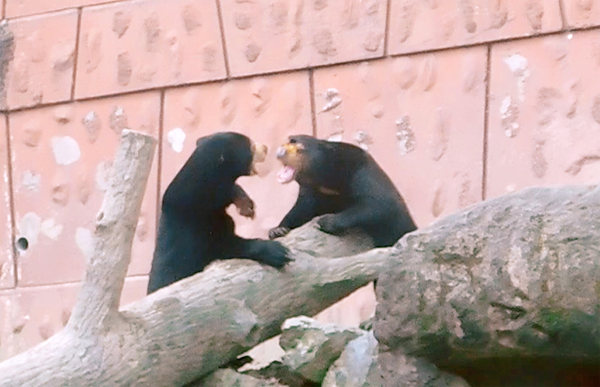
[277,166,295,184]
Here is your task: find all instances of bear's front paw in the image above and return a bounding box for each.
[317,215,344,235]
[268,226,290,240]
[260,241,293,269]
[234,195,255,219]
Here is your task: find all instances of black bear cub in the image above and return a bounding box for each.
[147,132,291,294]
[268,135,416,248]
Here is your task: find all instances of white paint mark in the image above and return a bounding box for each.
[503,54,530,102]
[500,95,512,117]
[18,212,42,247]
[500,95,519,138]
[167,128,186,153]
[41,218,63,240]
[51,136,81,165]
[354,130,372,151]
[567,33,573,40]
[322,88,342,112]
[327,132,343,142]
[396,117,415,155]
[21,170,41,192]
[503,54,528,73]
[75,227,94,261]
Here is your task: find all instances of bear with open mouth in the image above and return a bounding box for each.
[269,134,417,248]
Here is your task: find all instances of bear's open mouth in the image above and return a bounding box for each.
[277,165,296,184]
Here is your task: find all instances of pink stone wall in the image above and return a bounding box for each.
[1,0,600,361]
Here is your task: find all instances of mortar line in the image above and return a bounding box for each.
[7,273,149,290]
[2,0,127,20]
[558,0,568,32]
[214,0,231,78]
[4,113,17,288]
[308,69,317,136]
[481,44,492,201]
[156,90,165,230]
[383,0,392,57]
[2,25,599,115]
[70,7,83,101]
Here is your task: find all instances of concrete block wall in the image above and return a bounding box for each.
[1,0,600,361]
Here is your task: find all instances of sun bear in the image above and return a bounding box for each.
[268,135,416,247]
[147,132,292,294]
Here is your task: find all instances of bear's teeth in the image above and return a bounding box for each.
[277,166,295,184]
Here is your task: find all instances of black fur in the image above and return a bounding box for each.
[269,135,416,247]
[147,132,291,294]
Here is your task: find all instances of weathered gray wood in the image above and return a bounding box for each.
[0,130,383,387]
[0,129,157,387]
[375,186,600,385]
[0,228,384,387]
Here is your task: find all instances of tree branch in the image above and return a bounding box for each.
[0,129,383,387]
[69,129,157,336]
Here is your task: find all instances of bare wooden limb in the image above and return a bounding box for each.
[0,128,384,387]
[69,129,157,336]
[0,129,157,386]
[0,224,387,386]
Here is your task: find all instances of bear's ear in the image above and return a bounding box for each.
[196,137,205,147]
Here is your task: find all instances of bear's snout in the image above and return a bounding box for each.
[276,146,287,158]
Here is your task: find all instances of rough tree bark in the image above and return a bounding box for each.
[374,185,600,386]
[0,130,385,387]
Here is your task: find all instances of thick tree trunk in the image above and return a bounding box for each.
[0,130,384,387]
[374,185,600,386]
